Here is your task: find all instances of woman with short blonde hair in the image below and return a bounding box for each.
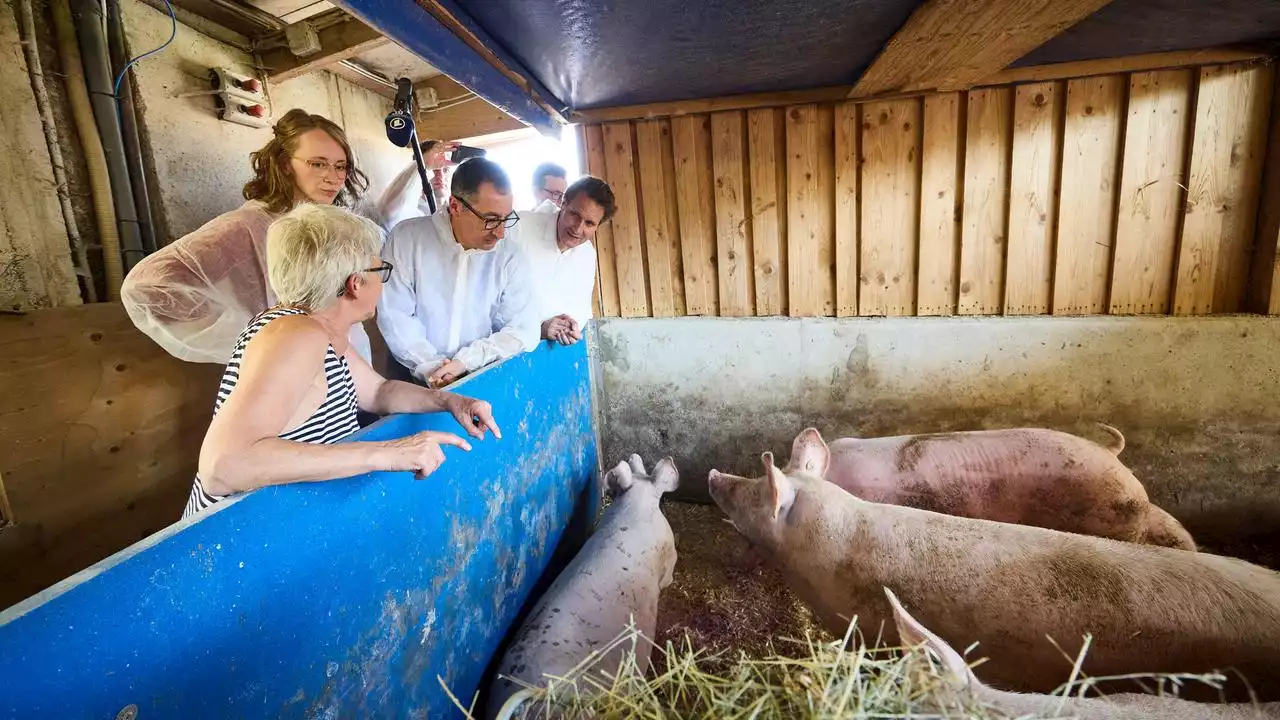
[185,203,501,518]
[122,109,375,365]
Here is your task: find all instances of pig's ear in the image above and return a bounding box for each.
[652,456,680,494]
[789,428,830,477]
[606,460,634,495]
[762,452,795,520]
[884,587,973,688]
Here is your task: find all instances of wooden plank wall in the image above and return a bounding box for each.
[583,60,1277,318]
[0,304,221,608]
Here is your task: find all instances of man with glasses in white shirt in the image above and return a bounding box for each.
[511,176,615,346]
[377,158,539,388]
[530,162,567,213]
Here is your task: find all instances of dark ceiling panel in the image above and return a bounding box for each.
[1016,0,1280,67]
[451,0,925,110]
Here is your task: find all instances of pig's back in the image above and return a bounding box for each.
[865,503,1280,699]
[487,495,672,716]
[825,429,1149,542]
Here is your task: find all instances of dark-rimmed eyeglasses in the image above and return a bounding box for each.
[541,188,565,203]
[337,262,393,296]
[453,194,519,231]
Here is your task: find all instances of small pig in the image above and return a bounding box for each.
[885,587,1280,719]
[486,455,679,719]
[707,446,1280,701]
[784,425,1195,549]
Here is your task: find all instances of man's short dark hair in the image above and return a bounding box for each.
[563,175,617,221]
[532,162,567,190]
[451,157,511,200]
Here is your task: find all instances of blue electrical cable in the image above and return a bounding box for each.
[111,0,176,98]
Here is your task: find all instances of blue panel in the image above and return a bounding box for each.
[1016,0,1280,66]
[333,0,562,134]
[450,0,925,109]
[0,341,596,719]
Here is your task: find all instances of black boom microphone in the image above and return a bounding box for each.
[384,77,436,214]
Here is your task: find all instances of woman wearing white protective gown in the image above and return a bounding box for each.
[121,109,384,365]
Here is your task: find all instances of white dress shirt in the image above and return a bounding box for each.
[509,211,597,328]
[377,212,539,379]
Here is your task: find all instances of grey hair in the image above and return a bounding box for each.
[267,203,383,312]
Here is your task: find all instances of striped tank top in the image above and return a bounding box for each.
[182,307,360,518]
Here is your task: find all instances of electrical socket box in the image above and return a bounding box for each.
[208,67,265,104]
[209,66,270,128]
[285,21,322,57]
[216,97,271,128]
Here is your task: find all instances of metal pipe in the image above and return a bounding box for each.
[50,0,122,298]
[72,0,146,271]
[105,0,157,254]
[17,0,97,302]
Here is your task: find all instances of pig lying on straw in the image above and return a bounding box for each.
[885,586,1280,719]
[708,440,1280,701]
[783,424,1194,549]
[487,455,679,720]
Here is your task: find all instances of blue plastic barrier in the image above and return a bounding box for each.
[0,341,597,719]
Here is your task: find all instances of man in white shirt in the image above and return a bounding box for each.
[511,175,615,345]
[529,162,567,213]
[371,140,456,230]
[377,158,539,388]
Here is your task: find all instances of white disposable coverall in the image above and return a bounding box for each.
[508,211,596,329]
[530,198,559,214]
[376,211,539,380]
[120,201,372,365]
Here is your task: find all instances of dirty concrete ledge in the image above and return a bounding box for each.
[593,316,1280,548]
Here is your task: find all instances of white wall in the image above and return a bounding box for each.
[121,0,404,241]
[594,316,1280,549]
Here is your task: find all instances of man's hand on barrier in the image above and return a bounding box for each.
[444,394,502,441]
[380,430,472,479]
[427,359,466,389]
[542,315,580,345]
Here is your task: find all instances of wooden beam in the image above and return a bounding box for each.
[571,49,1270,124]
[258,12,388,82]
[573,86,858,125]
[411,0,565,124]
[168,0,282,38]
[983,48,1270,86]
[851,0,1114,97]
[413,74,525,142]
[327,60,396,98]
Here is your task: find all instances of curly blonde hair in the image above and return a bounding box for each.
[243,109,370,213]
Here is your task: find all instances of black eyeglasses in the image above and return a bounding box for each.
[337,262,393,296]
[453,194,519,231]
[542,189,564,203]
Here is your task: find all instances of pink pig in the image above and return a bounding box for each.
[707,447,1280,701]
[785,424,1194,549]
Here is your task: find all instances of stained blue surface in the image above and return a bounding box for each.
[0,341,596,719]
[333,0,563,134]
[450,0,924,109]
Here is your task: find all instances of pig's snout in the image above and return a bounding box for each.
[707,469,727,496]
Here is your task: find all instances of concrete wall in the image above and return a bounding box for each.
[593,316,1280,548]
[121,0,404,242]
[0,0,80,310]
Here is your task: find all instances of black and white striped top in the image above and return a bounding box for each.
[182,307,360,519]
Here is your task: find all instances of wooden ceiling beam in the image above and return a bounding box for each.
[851,0,1114,98]
[413,74,524,142]
[570,47,1270,124]
[257,11,389,82]
[328,60,397,98]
